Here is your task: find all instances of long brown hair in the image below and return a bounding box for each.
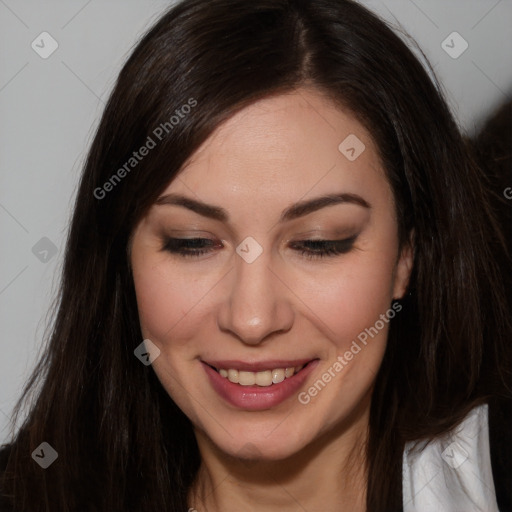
[1,1,511,510]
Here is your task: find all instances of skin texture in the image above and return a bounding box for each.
[130,87,414,511]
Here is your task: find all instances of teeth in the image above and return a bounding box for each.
[255,370,273,387]
[216,364,306,386]
[227,369,239,383]
[272,368,285,384]
[238,371,256,386]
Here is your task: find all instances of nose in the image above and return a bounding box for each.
[216,246,294,346]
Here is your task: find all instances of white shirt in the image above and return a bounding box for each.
[403,403,499,511]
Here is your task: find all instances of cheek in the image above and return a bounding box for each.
[132,263,176,340]
[293,254,397,419]
[131,252,217,348]
[302,249,398,351]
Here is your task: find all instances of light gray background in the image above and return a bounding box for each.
[1,0,511,444]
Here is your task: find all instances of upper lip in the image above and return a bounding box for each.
[202,358,316,372]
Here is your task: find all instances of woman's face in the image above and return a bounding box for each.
[130,88,413,460]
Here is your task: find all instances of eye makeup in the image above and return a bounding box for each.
[160,233,359,260]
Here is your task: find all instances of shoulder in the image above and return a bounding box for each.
[0,443,15,512]
[403,397,512,512]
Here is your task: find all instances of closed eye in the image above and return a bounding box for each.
[161,236,358,260]
[290,236,357,259]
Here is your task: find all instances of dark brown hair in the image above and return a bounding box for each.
[1,0,511,510]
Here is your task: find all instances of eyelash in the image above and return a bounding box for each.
[161,236,357,260]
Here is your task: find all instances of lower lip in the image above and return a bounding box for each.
[202,360,319,411]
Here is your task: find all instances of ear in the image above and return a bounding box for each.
[392,230,414,300]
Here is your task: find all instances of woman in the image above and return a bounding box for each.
[1,0,511,510]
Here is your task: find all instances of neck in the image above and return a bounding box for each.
[188,392,371,512]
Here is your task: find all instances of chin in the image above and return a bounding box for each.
[205,419,317,462]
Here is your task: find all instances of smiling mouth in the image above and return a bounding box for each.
[205,361,315,387]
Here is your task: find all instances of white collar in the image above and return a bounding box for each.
[403,403,499,511]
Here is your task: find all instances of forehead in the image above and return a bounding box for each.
[163,88,389,212]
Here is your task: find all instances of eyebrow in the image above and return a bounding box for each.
[155,192,370,223]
